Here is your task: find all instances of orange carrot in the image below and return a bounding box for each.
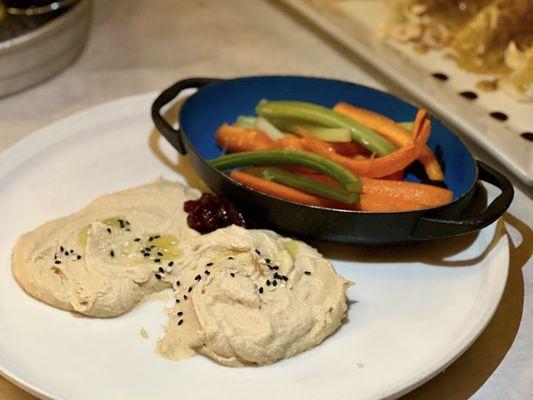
[355,193,426,212]
[382,170,405,181]
[290,171,449,209]
[215,124,275,152]
[333,102,444,181]
[229,170,338,207]
[274,134,306,150]
[361,177,452,208]
[301,109,431,178]
[231,170,446,212]
[328,141,370,157]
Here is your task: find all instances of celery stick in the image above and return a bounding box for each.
[256,100,397,156]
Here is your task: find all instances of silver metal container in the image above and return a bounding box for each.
[0,0,92,97]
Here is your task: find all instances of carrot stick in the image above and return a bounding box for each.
[333,103,444,181]
[231,170,445,212]
[355,193,425,212]
[361,178,452,208]
[291,170,449,208]
[215,124,275,152]
[293,169,450,208]
[328,141,370,157]
[229,170,338,207]
[301,110,431,178]
[274,134,306,150]
[382,170,405,181]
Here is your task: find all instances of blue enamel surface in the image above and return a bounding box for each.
[180,76,477,199]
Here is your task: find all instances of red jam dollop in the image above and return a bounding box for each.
[184,193,245,234]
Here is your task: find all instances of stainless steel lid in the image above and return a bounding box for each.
[0,0,92,97]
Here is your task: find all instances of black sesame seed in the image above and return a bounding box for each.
[188,286,192,293]
[54,260,61,264]
[76,255,82,260]
[150,245,156,249]
[304,271,311,275]
[155,273,162,280]
[272,266,279,270]
[259,287,264,294]
[134,238,141,242]
[177,311,183,316]
[157,252,163,256]
[107,228,112,234]
[274,272,281,280]
[205,270,210,275]
[266,280,271,286]
[255,249,261,255]
[158,267,164,273]
[265,258,271,263]
[228,256,234,260]
[175,299,180,303]
[178,319,184,326]
[183,295,188,300]
[110,250,115,257]
[206,262,213,267]
[176,281,181,286]
[272,280,278,287]
[143,253,149,258]
[230,272,235,277]
[195,274,201,281]
[282,275,288,281]
[60,246,64,252]
[154,235,161,239]
[64,251,70,256]
[154,258,161,263]
[268,265,274,270]
[168,261,174,267]
[148,236,154,241]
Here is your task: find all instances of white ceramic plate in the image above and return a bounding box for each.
[280,0,533,186]
[0,93,509,400]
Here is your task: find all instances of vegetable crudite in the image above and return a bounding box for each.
[212,99,449,212]
[152,75,513,244]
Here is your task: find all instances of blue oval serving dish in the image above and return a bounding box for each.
[152,76,513,244]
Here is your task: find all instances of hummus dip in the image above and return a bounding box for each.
[156,225,351,366]
[13,180,351,366]
[12,180,200,317]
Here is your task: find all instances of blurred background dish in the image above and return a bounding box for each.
[281,0,533,186]
[383,0,533,102]
[0,0,91,97]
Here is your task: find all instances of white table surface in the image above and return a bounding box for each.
[0,1,531,399]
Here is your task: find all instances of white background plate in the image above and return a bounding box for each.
[0,93,509,400]
[280,0,533,186]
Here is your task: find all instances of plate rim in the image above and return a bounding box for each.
[0,92,510,400]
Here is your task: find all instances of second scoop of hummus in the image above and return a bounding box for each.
[157,225,351,367]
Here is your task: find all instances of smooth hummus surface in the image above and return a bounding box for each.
[156,225,351,366]
[12,180,201,317]
[13,180,352,366]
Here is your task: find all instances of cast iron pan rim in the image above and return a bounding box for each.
[179,74,479,215]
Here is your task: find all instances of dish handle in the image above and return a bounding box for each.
[151,77,221,154]
[411,161,514,239]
